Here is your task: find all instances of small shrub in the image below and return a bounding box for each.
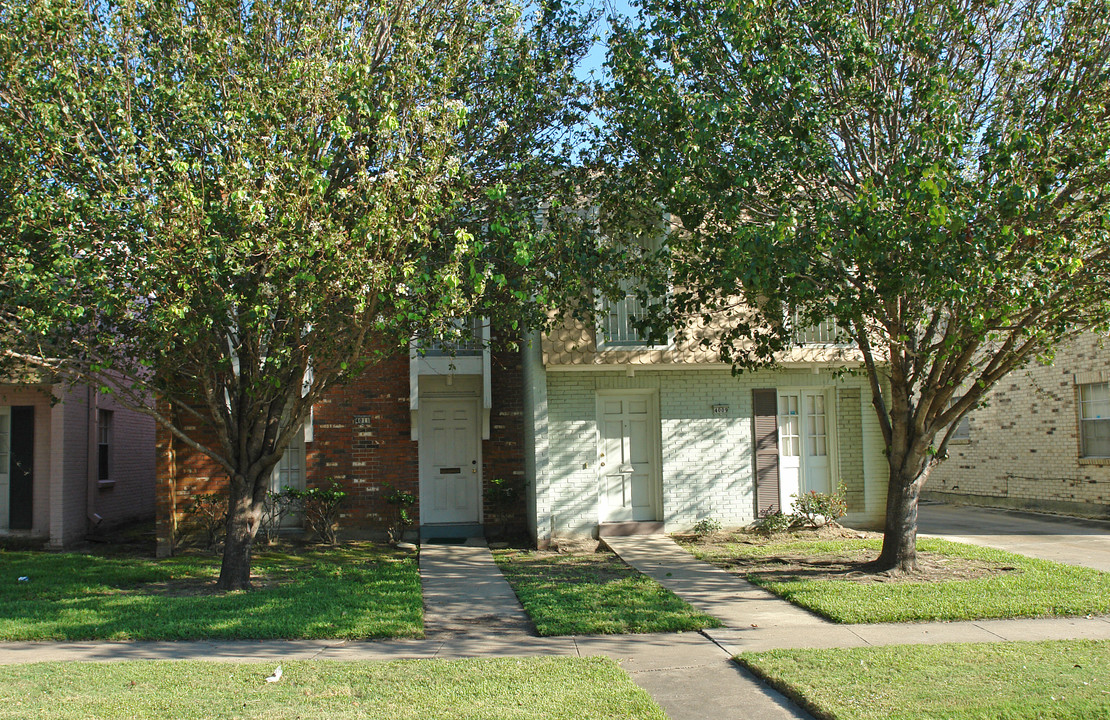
[752,506,791,536]
[182,493,226,553]
[484,477,523,538]
[287,482,346,544]
[691,518,722,537]
[484,477,521,510]
[384,485,417,544]
[791,484,848,528]
[258,488,299,545]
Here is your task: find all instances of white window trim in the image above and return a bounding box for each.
[1078,381,1110,459]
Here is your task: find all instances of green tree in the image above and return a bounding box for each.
[601,0,1110,572]
[0,0,598,589]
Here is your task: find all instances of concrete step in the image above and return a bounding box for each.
[420,523,483,540]
[598,521,664,537]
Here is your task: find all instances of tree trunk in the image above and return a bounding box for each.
[217,473,264,591]
[875,466,922,573]
[873,451,935,574]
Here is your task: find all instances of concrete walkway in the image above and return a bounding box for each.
[919,502,1110,572]
[602,535,827,629]
[418,538,810,720]
[602,534,1110,656]
[419,539,534,637]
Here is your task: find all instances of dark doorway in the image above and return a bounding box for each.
[9,406,34,530]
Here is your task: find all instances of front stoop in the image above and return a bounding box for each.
[598,521,665,537]
[421,523,484,540]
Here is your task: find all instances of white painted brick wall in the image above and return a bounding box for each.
[543,367,888,538]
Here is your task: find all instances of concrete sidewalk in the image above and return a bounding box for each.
[419,539,534,637]
[602,535,828,630]
[601,533,1110,651]
[417,538,811,720]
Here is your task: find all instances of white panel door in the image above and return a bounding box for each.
[802,393,831,495]
[779,390,833,510]
[599,395,658,522]
[777,393,802,511]
[421,399,480,524]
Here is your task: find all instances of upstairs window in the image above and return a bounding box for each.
[422,316,486,357]
[599,284,658,346]
[789,312,853,347]
[948,396,971,442]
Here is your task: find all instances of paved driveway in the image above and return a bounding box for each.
[918,502,1110,572]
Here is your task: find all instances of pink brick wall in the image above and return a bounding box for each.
[0,383,155,548]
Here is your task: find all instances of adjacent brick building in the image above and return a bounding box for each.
[0,377,155,548]
[156,346,528,555]
[928,331,1110,519]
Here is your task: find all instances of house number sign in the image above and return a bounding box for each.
[712,404,729,416]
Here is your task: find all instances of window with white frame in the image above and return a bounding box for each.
[1079,382,1110,458]
[423,316,486,357]
[788,311,853,347]
[599,281,661,346]
[597,227,668,348]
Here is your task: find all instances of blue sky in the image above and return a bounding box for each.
[576,0,636,82]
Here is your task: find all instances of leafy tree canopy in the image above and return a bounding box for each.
[0,0,600,587]
[601,0,1110,571]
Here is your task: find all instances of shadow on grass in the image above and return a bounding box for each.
[0,543,423,641]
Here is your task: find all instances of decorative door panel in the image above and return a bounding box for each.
[599,395,658,523]
[422,400,480,524]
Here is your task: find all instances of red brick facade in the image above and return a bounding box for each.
[156,351,527,555]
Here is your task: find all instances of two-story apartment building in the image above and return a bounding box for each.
[521,301,890,546]
[155,308,892,550]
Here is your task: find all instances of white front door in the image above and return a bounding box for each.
[421,399,481,524]
[778,390,833,511]
[598,394,659,522]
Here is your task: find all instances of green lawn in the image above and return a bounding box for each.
[0,544,422,640]
[0,657,667,720]
[738,640,1110,720]
[681,534,1110,623]
[493,548,721,636]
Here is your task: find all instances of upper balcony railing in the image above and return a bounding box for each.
[422,316,486,357]
[790,314,853,347]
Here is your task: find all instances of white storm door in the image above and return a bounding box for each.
[599,395,658,522]
[777,393,802,511]
[421,399,481,524]
[802,392,831,495]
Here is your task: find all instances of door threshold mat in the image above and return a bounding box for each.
[424,537,470,545]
